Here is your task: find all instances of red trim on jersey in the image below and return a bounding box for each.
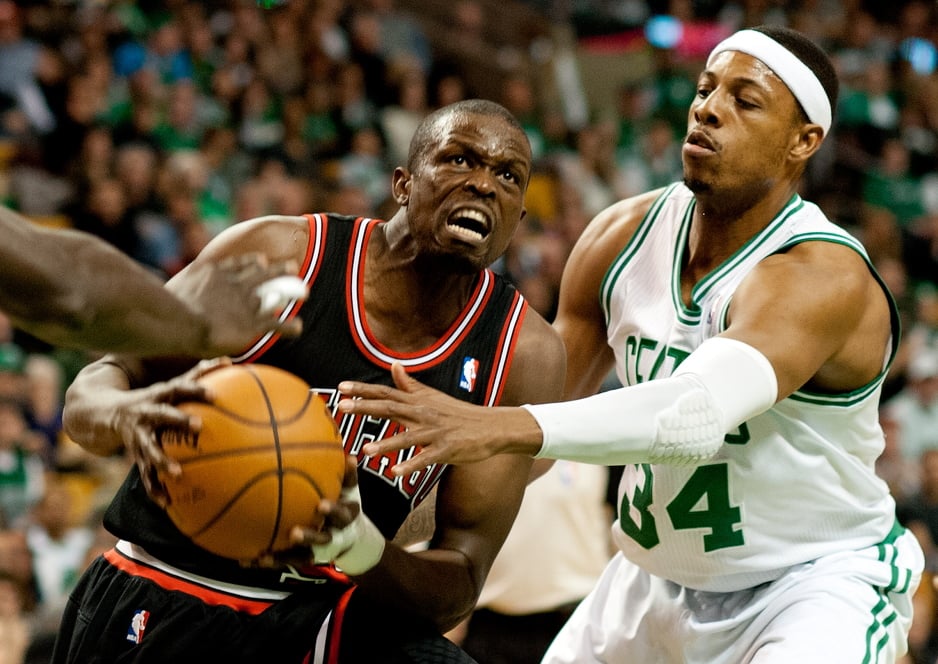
[346,218,496,370]
[485,292,528,406]
[344,217,371,362]
[326,585,356,664]
[103,548,275,615]
[293,562,351,585]
[238,214,328,363]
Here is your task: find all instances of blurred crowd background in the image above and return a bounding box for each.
[0,0,936,662]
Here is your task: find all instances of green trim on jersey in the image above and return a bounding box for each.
[672,194,804,325]
[774,232,901,407]
[671,202,698,324]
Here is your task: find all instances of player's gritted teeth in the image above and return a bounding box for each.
[446,207,492,243]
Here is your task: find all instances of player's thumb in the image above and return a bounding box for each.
[390,361,421,393]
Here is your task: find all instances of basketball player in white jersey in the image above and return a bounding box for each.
[338,26,925,663]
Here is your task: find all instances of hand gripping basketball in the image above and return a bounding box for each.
[311,483,385,575]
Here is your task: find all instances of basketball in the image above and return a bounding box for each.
[159,363,346,561]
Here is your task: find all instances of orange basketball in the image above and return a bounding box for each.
[159,363,346,561]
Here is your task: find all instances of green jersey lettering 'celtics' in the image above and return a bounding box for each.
[602,183,900,592]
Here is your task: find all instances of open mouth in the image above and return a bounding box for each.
[447,208,491,242]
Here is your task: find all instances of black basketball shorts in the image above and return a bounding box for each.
[51,541,476,664]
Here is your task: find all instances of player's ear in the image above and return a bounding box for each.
[789,124,824,163]
[391,167,412,206]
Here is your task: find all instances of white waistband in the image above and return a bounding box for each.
[115,539,293,601]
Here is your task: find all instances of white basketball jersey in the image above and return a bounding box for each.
[603,183,900,592]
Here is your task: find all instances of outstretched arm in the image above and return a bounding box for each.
[336,208,889,474]
[0,206,305,357]
[62,216,314,502]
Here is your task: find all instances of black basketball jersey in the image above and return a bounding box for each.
[102,214,529,586]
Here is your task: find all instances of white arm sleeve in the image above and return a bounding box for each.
[523,337,778,465]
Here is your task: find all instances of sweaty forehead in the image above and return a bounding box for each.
[441,113,531,158]
[705,51,795,100]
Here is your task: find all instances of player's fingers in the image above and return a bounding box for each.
[254,260,303,289]
[335,396,417,426]
[255,276,308,316]
[141,402,201,434]
[232,257,300,289]
[361,431,420,458]
[136,421,183,470]
[189,357,232,380]
[145,379,209,407]
[219,251,270,277]
[289,527,332,547]
[337,379,405,402]
[134,447,172,508]
[265,317,303,338]
[389,451,436,477]
[320,500,359,529]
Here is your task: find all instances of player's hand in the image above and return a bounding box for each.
[264,457,386,575]
[111,359,228,506]
[337,362,532,476]
[178,254,308,358]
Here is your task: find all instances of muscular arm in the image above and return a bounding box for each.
[63,217,311,497]
[721,240,891,396]
[553,192,657,400]
[0,208,304,357]
[353,312,565,630]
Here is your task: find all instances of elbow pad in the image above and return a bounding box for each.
[524,337,778,466]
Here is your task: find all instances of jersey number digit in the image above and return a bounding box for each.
[619,463,744,552]
[666,464,743,551]
[618,464,659,549]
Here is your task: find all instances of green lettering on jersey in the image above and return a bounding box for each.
[617,464,659,549]
[723,422,750,445]
[636,337,658,382]
[624,335,690,384]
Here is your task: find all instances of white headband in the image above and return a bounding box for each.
[707,29,832,135]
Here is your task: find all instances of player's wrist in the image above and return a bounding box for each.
[312,485,386,575]
[508,406,548,456]
[334,513,385,575]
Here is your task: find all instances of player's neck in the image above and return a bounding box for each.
[683,185,798,288]
[365,225,479,351]
[692,186,797,252]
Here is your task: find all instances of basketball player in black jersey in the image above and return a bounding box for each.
[0,203,304,357]
[53,99,565,663]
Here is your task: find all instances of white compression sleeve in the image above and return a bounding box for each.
[523,337,778,465]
